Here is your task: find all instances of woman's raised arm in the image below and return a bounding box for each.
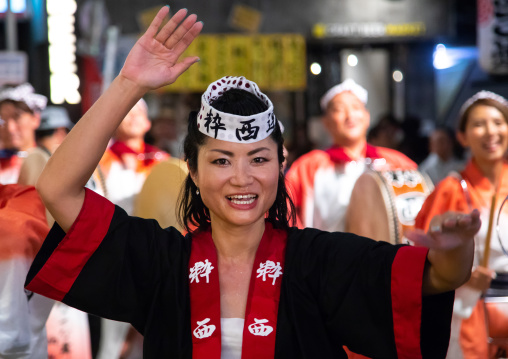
[36,6,202,231]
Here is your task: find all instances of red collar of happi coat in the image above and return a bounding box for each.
[109,141,162,166]
[325,143,381,164]
[189,221,287,359]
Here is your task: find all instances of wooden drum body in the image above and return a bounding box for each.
[346,169,434,244]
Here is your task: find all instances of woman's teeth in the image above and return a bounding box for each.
[228,194,257,204]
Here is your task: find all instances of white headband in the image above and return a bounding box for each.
[320,79,368,112]
[459,90,508,118]
[0,83,47,112]
[197,76,280,143]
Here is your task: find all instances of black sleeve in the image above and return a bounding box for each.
[281,228,453,359]
[26,189,190,332]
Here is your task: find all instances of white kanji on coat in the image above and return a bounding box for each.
[256,260,282,285]
[189,259,214,283]
[248,318,273,336]
[193,318,216,339]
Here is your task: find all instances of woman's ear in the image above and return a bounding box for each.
[188,161,198,186]
[456,131,468,148]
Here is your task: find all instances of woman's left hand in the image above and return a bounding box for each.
[405,209,481,250]
[405,209,481,295]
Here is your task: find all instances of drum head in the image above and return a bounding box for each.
[347,169,433,244]
[134,158,188,231]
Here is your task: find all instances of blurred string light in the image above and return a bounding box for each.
[433,44,454,70]
[392,70,403,82]
[432,44,478,70]
[47,0,80,105]
[0,0,26,13]
[310,62,322,75]
[347,54,358,67]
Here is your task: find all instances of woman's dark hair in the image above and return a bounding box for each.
[177,88,296,232]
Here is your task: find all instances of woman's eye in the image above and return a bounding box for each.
[212,158,229,165]
[253,157,267,164]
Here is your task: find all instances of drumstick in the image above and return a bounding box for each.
[481,192,498,268]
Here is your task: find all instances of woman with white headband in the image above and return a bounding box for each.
[416,91,508,359]
[26,7,480,358]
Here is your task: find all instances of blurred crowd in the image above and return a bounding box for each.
[1,77,507,359]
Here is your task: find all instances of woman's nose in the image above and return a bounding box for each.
[230,162,253,186]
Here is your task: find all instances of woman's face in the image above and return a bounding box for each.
[190,136,280,229]
[0,102,39,150]
[458,104,508,165]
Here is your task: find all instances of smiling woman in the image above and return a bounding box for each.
[416,91,508,358]
[24,5,482,359]
[178,88,293,234]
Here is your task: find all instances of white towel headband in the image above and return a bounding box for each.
[320,79,368,112]
[197,76,282,143]
[0,83,47,112]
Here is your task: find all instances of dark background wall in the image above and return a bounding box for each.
[84,0,453,37]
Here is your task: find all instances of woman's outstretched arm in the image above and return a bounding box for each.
[36,7,202,231]
[406,209,482,295]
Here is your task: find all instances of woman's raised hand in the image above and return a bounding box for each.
[120,7,203,91]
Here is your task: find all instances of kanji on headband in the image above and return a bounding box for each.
[197,76,282,144]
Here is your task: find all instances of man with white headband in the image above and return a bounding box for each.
[25,7,482,359]
[0,83,47,184]
[95,98,169,215]
[286,79,416,232]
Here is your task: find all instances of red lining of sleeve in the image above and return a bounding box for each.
[391,246,428,359]
[26,189,115,301]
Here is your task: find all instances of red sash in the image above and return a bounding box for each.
[325,144,381,164]
[189,222,287,359]
[109,141,164,166]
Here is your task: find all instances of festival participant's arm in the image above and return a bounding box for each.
[36,6,202,232]
[407,209,481,295]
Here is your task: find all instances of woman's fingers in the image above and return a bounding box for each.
[170,56,201,78]
[172,21,203,56]
[433,210,481,233]
[164,13,198,49]
[405,229,433,247]
[406,209,481,250]
[154,8,189,44]
[145,6,171,39]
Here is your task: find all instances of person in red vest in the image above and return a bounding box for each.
[0,183,51,358]
[286,79,416,232]
[96,98,168,214]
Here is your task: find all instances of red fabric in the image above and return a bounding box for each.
[391,246,428,359]
[109,141,164,167]
[189,229,221,359]
[189,222,286,359]
[0,184,49,260]
[80,55,103,113]
[325,144,381,164]
[25,189,115,301]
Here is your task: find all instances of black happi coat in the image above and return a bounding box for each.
[26,189,453,358]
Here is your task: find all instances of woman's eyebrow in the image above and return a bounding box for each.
[210,149,234,156]
[247,147,270,156]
